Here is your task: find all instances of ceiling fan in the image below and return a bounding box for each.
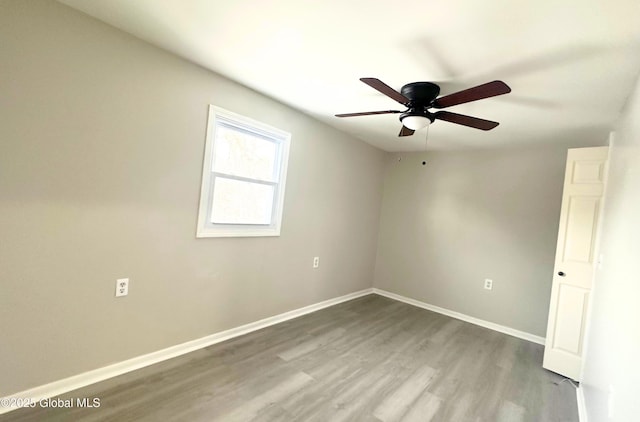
[336,78,511,136]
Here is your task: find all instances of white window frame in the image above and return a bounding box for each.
[196,105,291,238]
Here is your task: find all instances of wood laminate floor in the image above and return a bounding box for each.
[2,294,578,422]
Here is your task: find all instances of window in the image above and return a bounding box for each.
[196,106,291,237]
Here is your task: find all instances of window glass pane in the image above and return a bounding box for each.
[211,177,274,225]
[213,125,278,182]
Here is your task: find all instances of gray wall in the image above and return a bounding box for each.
[0,0,385,395]
[582,74,640,420]
[373,147,575,337]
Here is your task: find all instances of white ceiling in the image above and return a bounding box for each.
[59,0,640,152]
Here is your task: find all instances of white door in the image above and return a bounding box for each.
[543,146,608,380]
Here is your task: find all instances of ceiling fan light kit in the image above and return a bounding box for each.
[400,114,431,131]
[336,78,511,137]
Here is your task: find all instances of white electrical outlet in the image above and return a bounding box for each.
[115,278,129,297]
[484,279,493,290]
[313,257,320,268]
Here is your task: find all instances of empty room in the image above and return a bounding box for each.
[1,1,639,421]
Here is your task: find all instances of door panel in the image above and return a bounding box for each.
[571,160,605,184]
[563,197,600,264]
[552,284,589,354]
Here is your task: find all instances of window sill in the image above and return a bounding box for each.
[196,227,282,238]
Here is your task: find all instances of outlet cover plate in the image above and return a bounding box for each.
[115,278,129,297]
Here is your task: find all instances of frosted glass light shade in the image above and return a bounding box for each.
[402,115,431,130]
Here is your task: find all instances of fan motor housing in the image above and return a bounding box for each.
[400,82,440,105]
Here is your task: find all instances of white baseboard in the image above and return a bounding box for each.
[0,288,374,415]
[372,288,546,345]
[576,386,588,422]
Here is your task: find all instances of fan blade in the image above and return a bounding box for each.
[335,110,402,118]
[399,126,415,137]
[434,111,499,130]
[360,78,410,105]
[433,80,511,109]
